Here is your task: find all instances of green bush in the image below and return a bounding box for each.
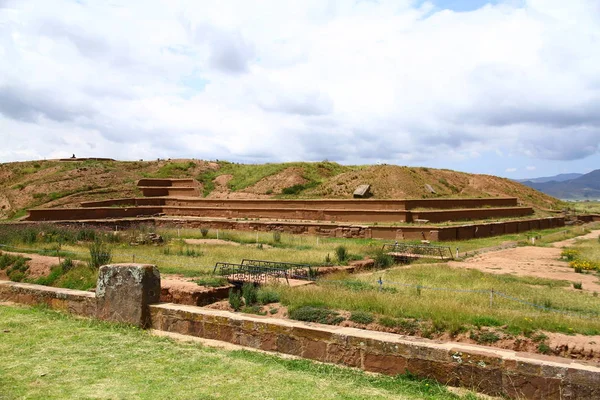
[373,251,394,269]
[88,241,112,269]
[470,330,500,344]
[378,316,398,328]
[200,227,209,238]
[8,271,25,282]
[272,231,281,244]
[228,289,243,311]
[349,311,374,325]
[335,246,348,263]
[76,229,97,242]
[61,258,75,272]
[242,283,258,306]
[288,306,345,325]
[256,287,280,304]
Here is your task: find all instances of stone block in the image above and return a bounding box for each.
[96,263,160,328]
[363,353,407,375]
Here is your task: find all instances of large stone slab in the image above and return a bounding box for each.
[96,264,160,328]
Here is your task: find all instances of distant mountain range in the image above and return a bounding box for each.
[519,170,600,200]
[517,173,583,184]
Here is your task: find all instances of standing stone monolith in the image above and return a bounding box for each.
[96,263,160,328]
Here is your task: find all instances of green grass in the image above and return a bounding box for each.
[275,264,600,336]
[567,237,600,264]
[0,305,473,400]
[197,161,356,197]
[569,201,600,214]
[3,225,599,337]
[149,161,196,178]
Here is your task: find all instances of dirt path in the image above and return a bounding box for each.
[448,230,600,293]
[552,230,600,248]
[1,251,63,278]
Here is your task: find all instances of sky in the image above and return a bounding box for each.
[0,0,599,179]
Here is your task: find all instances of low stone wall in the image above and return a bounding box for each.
[12,215,566,242]
[27,207,163,221]
[151,304,599,399]
[1,274,599,399]
[80,197,520,211]
[0,281,95,317]
[411,207,534,223]
[27,204,534,225]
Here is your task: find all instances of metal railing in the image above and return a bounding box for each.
[213,262,291,285]
[241,259,317,281]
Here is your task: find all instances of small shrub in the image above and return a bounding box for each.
[256,287,280,305]
[349,311,374,325]
[573,281,583,290]
[378,316,398,328]
[325,253,331,264]
[335,246,348,263]
[273,231,281,244]
[532,333,548,343]
[594,291,598,298]
[88,241,112,269]
[228,289,242,311]
[33,265,64,286]
[8,271,25,282]
[60,258,74,272]
[396,319,419,335]
[76,229,97,242]
[373,251,394,269]
[561,249,579,261]
[200,227,209,238]
[288,306,345,325]
[241,282,258,306]
[537,343,551,354]
[470,330,500,344]
[307,266,318,280]
[241,305,266,315]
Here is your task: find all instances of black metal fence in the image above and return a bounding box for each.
[241,259,317,281]
[213,262,291,285]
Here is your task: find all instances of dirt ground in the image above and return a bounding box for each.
[448,230,600,293]
[1,251,63,278]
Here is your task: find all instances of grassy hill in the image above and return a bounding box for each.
[0,158,563,220]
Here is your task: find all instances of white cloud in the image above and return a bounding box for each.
[0,0,599,170]
[526,166,536,171]
[505,167,517,173]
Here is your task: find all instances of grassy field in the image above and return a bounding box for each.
[276,264,600,336]
[1,224,599,338]
[0,304,477,400]
[568,201,600,214]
